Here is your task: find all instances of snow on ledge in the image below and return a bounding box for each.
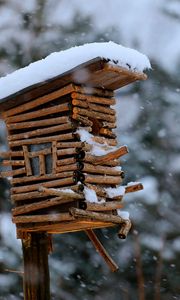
[0,41,151,100]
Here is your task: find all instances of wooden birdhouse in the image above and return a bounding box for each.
[0,43,149,274]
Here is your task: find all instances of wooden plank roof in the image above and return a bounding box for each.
[0,57,147,113]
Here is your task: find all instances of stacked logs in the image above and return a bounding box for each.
[0,83,143,238]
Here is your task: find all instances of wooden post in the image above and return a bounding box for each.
[22,232,50,300]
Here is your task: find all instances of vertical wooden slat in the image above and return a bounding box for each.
[22,233,50,300]
[39,154,46,175]
[22,146,32,176]
[52,141,57,174]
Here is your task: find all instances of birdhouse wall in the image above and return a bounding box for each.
[0,83,142,237]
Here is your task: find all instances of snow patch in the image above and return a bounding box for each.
[0,41,150,100]
[77,128,116,156]
[117,210,130,220]
[84,187,98,203]
[105,186,125,198]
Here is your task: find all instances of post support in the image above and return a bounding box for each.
[22,232,50,300]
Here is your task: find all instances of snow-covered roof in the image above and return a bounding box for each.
[0,42,150,111]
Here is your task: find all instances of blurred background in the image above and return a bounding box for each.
[0,1,180,299]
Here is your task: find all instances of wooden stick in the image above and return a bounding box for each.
[85,174,122,185]
[125,183,143,193]
[4,84,74,118]
[71,92,115,105]
[9,133,74,147]
[56,141,83,148]
[85,155,119,167]
[13,213,74,224]
[52,141,57,174]
[22,146,32,176]
[118,220,132,239]
[1,160,25,166]
[11,176,75,194]
[39,154,46,175]
[57,148,77,157]
[9,123,73,141]
[91,146,128,165]
[29,148,51,158]
[70,207,126,224]
[0,151,24,158]
[85,229,119,272]
[7,116,70,130]
[12,196,80,216]
[56,163,78,173]
[73,107,116,123]
[0,167,26,178]
[7,103,69,123]
[72,114,93,127]
[82,163,123,176]
[56,157,76,166]
[72,99,115,115]
[39,186,83,199]
[73,85,114,98]
[84,201,123,211]
[99,128,116,139]
[11,171,74,184]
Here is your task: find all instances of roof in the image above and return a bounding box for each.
[0,57,147,113]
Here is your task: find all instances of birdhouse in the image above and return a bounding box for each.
[0,43,149,271]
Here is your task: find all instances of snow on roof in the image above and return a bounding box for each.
[0,41,150,100]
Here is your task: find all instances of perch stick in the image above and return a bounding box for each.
[84,174,123,185]
[91,145,128,165]
[7,116,70,130]
[9,133,74,146]
[85,229,119,272]
[125,183,143,193]
[9,123,73,141]
[118,220,132,239]
[7,102,69,123]
[84,155,119,167]
[12,213,74,224]
[71,92,115,105]
[70,207,126,224]
[4,84,74,118]
[73,107,116,123]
